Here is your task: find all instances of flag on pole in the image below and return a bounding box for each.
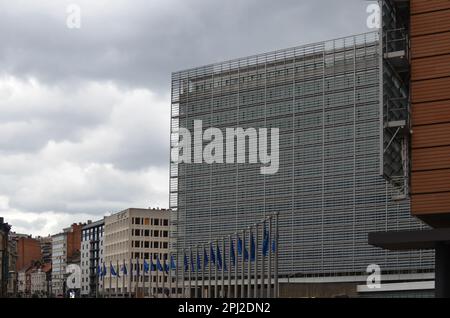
[216,243,222,270]
[157,256,164,272]
[190,250,195,273]
[164,258,170,273]
[102,263,107,276]
[230,239,236,267]
[97,264,101,277]
[238,237,249,261]
[183,253,188,272]
[262,226,269,257]
[203,247,209,267]
[110,262,118,276]
[121,262,127,275]
[150,258,156,272]
[210,243,216,265]
[143,259,150,273]
[136,259,140,277]
[250,232,256,262]
[170,255,176,270]
[196,251,201,271]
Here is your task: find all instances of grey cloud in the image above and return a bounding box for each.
[0,0,370,92]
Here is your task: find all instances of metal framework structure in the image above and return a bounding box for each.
[380,0,411,200]
[170,31,433,280]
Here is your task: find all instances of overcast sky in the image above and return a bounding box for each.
[0,0,373,236]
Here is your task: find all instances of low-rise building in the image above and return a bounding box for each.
[51,223,83,297]
[103,208,171,297]
[80,219,104,297]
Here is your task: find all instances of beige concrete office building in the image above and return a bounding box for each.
[103,208,172,297]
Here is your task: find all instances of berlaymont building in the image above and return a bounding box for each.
[170,0,444,297]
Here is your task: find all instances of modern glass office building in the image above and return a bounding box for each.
[170,31,433,278]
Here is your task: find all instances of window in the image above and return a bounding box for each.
[144,218,150,225]
[144,230,150,237]
[154,219,159,226]
[163,220,168,226]
[144,241,149,248]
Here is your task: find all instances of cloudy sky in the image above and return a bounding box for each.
[0,0,373,236]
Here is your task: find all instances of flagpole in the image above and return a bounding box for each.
[116,260,119,298]
[195,247,199,298]
[247,227,252,298]
[163,256,166,298]
[188,248,192,298]
[136,258,139,298]
[214,240,218,298]
[149,254,153,298]
[201,244,205,298]
[274,212,279,298]
[221,238,225,298]
[129,258,132,298]
[155,255,159,298]
[208,243,211,298]
[267,217,272,298]
[122,259,125,298]
[169,253,172,298]
[109,262,112,298]
[227,235,232,298]
[175,250,179,298]
[261,220,266,298]
[234,234,238,298]
[241,229,245,298]
[181,249,185,298]
[254,224,258,298]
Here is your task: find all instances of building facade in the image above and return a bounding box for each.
[103,208,171,297]
[0,217,11,297]
[16,236,42,271]
[51,223,83,297]
[30,263,51,297]
[40,236,52,265]
[170,31,434,293]
[80,219,104,297]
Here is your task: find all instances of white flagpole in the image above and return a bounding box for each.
[122,259,126,298]
[227,235,232,298]
[195,247,199,298]
[109,262,112,298]
[254,224,258,298]
[221,238,225,298]
[247,227,252,298]
[188,248,192,298]
[241,230,245,298]
[116,260,119,297]
[149,253,153,298]
[201,244,205,298]
[274,213,279,298]
[169,253,172,298]
[160,256,166,298]
[267,217,272,298]
[208,242,212,298]
[234,233,238,298]
[144,259,147,298]
[181,249,185,298]
[135,258,139,298]
[261,220,266,298]
[214,240,218,298]
[155,255,159,298]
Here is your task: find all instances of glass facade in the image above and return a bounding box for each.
[170,32,434,277]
